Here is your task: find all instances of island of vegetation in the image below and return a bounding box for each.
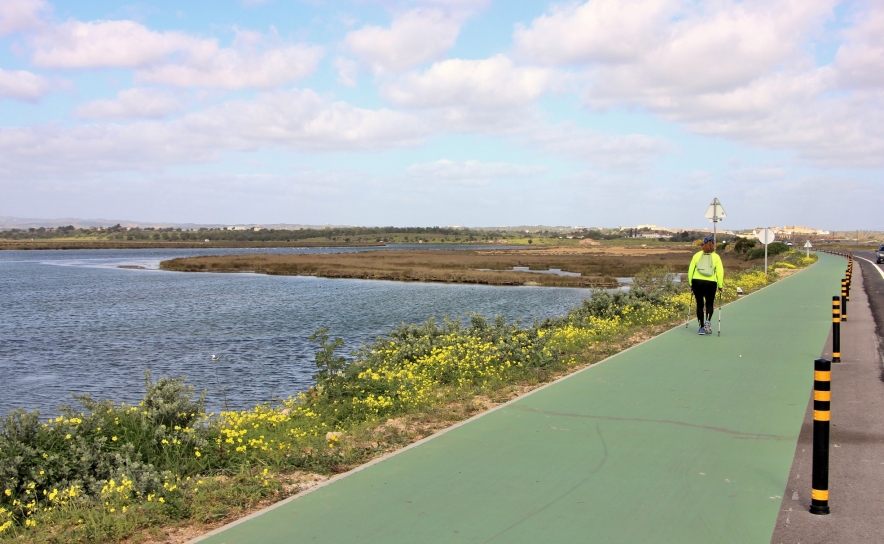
[159,243,762,288]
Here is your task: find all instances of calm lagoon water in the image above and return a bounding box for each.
[0,246,596,416]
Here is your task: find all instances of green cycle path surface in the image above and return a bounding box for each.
[196,254,844,544]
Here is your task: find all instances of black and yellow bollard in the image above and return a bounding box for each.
[832,297,841,363]
[810,358,832,515]
[841,279,848,321]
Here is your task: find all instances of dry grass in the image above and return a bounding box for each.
[120,472,329,544]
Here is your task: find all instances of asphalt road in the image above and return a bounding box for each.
[852,250,884,360]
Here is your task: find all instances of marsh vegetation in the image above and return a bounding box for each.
[160,246,759,288]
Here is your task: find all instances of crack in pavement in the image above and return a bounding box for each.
[512,405,795,441]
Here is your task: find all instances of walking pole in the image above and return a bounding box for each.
[685,290,693,329]
[717,288,722,336]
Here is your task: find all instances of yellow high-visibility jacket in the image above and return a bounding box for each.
[687,250,724,289]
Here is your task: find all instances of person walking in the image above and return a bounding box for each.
[687,236,724,335]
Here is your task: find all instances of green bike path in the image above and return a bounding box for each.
[196,254,844,544]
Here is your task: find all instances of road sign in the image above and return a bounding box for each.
[757,228,776,270]
[703,198,726,244]
[805,240,812,257]
[704,198,727,222]
[758,228,776,245]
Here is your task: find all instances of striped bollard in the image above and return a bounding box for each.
[841,279,848,321]
[832,297,841,363]
[810,358,832,515]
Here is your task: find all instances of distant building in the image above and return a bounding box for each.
[635,224,673,232]
[762,226,831,239]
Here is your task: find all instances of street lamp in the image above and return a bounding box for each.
[703,198,727,245]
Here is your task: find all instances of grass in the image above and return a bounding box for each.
[0,252,817,543]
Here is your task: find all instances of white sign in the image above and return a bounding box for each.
[804,241,812,248]
[704,198,727,222]
[758,228,776,245]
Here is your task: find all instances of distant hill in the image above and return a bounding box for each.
[0,217,594,232]
[0,216,348,230]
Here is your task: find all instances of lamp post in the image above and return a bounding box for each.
[704,198,727,245]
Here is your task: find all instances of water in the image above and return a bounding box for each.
[0,246,595,416]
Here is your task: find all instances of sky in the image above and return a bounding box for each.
[0,0,882,230]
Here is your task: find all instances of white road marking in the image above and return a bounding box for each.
[854,255,884,281]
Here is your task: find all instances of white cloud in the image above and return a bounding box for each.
[834,6,884,89]
[516,0,835,97]
[0,0,48,36]
[0,68,50,101]
[136,44,324,89]
[183,89,428,151]
[407,159,546,183]
[526,123,671,170]
[380,53,668,166]
[409,0,489,9]
[381,55,561,134]
[334,56,358,86]
[514,0,676,65]
[31,20,209,68]
[343,8,462,74]
[0,89,428,179]
[30,19,323,89]
[74,88,183,119]
[512,0,884,167]
[384,55,554,109]
[726,166,788,183]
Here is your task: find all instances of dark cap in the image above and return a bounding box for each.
[703,236,715,244]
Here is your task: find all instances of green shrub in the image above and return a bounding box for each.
[745,241,790,260]
[733,237,757,254]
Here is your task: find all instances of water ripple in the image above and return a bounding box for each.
[0,247,592,416]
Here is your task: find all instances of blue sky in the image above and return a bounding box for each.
[1,0,882,230]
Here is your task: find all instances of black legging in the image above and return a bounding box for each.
[691,279,718,323]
